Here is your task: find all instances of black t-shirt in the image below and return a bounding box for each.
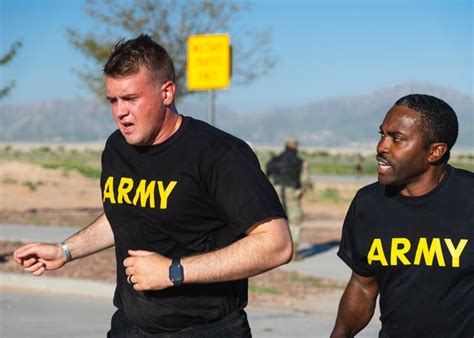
[266,150,303,189]
[338,166,474,338]
[100,116,285,333]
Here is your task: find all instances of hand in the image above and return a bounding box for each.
[13,243,66,276]
[123,250,173,291]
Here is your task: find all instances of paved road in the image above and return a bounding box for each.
[0,288,381,338]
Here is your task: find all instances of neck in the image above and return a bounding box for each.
[399,163,448,197]
[152,108,182,145]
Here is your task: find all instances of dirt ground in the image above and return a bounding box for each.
[0,160,354,241]
[0,160,363,314]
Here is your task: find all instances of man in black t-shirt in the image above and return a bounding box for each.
[14,34,292,337]
[331,94,473,338]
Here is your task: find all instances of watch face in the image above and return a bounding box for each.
[170,262,183,285]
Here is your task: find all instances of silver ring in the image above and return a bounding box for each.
[127,275,133,285]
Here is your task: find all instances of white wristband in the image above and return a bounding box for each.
[60,241,73,262]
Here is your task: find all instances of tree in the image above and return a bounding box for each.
[0,40,23,100]
[67,0,276,101]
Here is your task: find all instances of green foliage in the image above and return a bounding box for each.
[0,40,23,100]
[66,0,276,101]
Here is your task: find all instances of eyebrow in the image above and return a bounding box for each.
[105,94,138,101]
[379,126,403,137]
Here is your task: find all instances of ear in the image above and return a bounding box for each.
[161,81,176,105]
[428,143,448,163]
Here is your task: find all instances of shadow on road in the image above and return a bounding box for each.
[298,240,340,259]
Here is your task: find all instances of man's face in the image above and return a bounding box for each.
[376,105,431,189]
[105,67,166,146]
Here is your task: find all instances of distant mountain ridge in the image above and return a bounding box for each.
[1,82,472,148]
[219,82,473,148]
[0,99,114,142]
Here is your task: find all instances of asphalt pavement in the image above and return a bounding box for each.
[0,223,381,337]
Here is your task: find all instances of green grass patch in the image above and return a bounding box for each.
[255,148,473,176]
[0,145,102,179]
[42,162,101,179]
[1,145,472,179]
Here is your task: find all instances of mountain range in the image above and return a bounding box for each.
[1,82,472,149]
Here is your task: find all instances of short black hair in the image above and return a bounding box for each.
[395,94,458,162]
[103,34,175,85]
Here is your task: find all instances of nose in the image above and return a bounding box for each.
[114,100,129,119]
[377,134,392,155]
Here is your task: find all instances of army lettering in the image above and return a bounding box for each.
[103,176,177,209]
[367,237,468,267]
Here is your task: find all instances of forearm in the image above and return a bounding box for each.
[63,213,115,260]
[182,217,292,284]
[331,274,378,338]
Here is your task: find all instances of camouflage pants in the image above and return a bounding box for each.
[274,185,303,248]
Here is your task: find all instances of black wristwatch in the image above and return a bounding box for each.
[169,258,184,286]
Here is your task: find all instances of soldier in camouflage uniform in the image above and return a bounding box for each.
[266,138,313,260]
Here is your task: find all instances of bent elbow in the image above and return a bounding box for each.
[274,235,293,267]
[272,220,293,266]
[282,237,294,265]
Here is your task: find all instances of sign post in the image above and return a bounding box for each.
[187,34,231,126]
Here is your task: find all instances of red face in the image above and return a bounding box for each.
[105,67,171,146]
[376,105,432,195]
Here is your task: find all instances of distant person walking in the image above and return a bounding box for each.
[266,138,313,260]
[354,154,365,177]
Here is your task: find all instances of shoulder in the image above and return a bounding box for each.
[356,181,383,197]
[449,165,474,191]
[183,116,252,153]
[352,181,385,205]
[451,166,474,181]
[104,130,124,150]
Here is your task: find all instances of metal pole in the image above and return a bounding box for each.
[207,89,215,126]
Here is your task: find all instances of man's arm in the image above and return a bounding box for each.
[14,212,114,276]
[123,217,292,290]
[330,272,379,338]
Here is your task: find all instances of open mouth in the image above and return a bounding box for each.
[376,157,392,174]
[377,161,391,168]
[121,122,135,133]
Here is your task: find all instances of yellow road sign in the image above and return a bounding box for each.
[187,34,231,90]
